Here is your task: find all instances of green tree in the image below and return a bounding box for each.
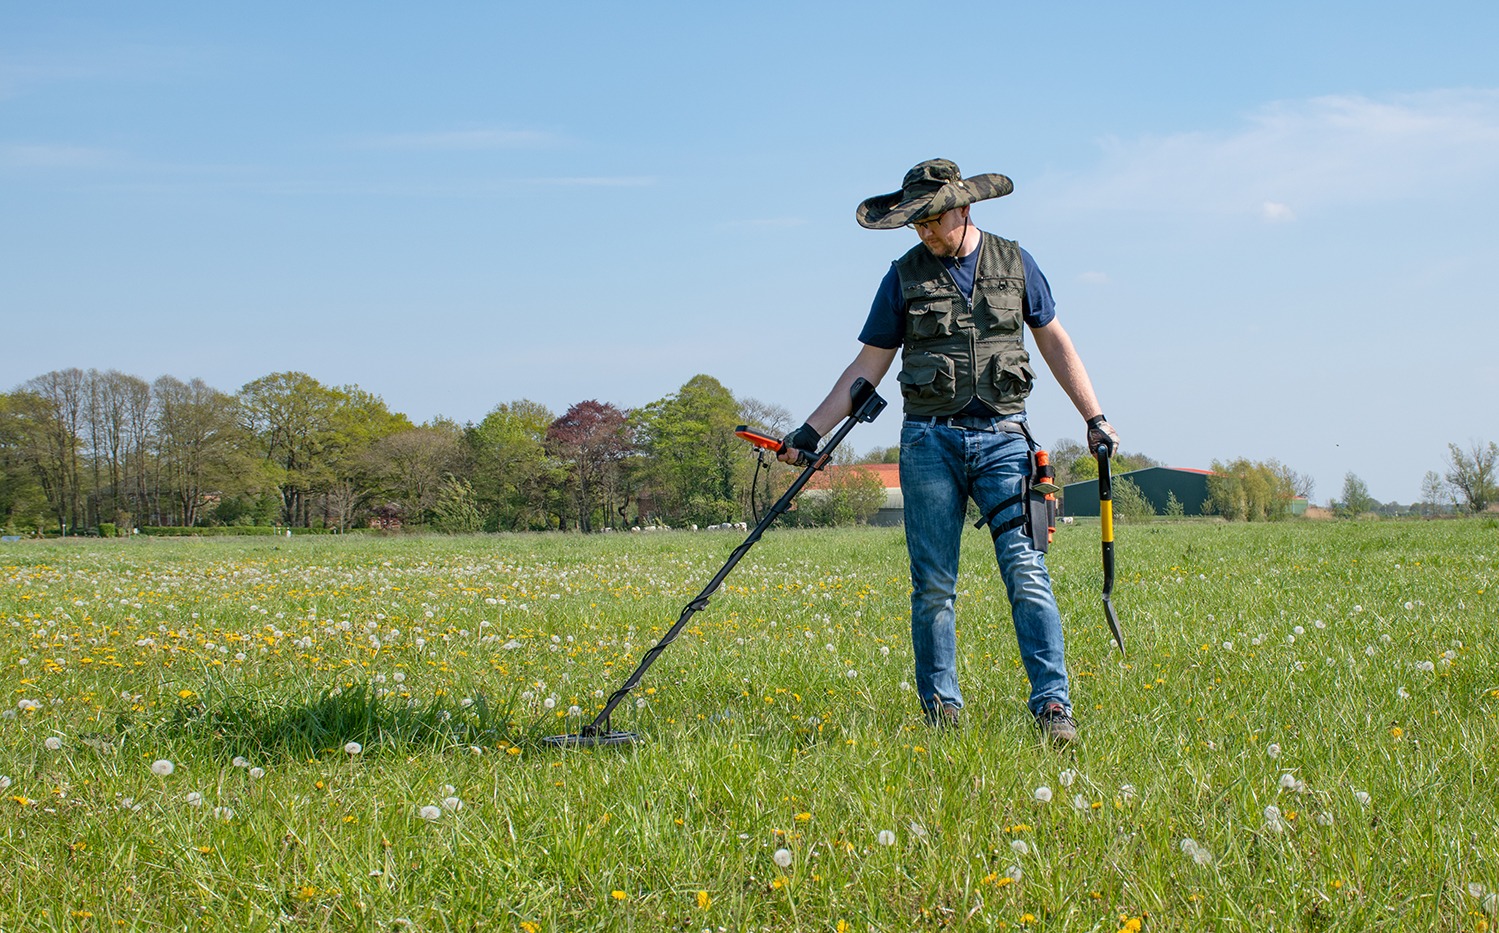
[631,374,746,526]
[21,369,86,533]
[153,375,252,526]
[1112,476,1156,523]
[1163,489,1185,518]
[467,400,559,531]
[1206,458,1299,521]
[0,392,50,533]
[1419,470,1448,517]
[1336,472,1375,518]
[1444,441,1498,514]
[363,424,469,528]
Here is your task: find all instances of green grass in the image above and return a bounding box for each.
[1,520,1496,931]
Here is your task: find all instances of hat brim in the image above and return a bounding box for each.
[856,172,1014,230]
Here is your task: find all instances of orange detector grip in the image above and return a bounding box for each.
[734,425,784,451]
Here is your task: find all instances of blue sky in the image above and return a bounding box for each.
[3,2,1496,504]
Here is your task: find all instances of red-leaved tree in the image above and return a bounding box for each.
[545,401,632,531]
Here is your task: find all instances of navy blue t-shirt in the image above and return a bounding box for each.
[858,241,1056,349]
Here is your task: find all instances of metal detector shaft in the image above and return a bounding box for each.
[1096,446,1126,656]
[569,379,886,741]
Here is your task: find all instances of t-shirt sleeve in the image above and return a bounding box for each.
[1021,247,1056,329]
[857,263,905,349]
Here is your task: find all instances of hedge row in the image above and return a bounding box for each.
[137,526,368,537]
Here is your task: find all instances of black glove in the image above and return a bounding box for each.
[1087,415,1119,458]
[782,423,822,458]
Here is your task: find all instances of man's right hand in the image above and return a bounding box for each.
[778,423,822,464]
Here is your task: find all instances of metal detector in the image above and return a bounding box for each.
[1096,445,1127,656]
[544,378,888,748]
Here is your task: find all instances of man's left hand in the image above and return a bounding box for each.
[1087,415,1119,457]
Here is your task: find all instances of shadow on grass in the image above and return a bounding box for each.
[160,683,525,759]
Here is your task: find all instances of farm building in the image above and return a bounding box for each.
[1063,466,1216,517]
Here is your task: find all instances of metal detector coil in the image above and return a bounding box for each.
[545,378,887,749]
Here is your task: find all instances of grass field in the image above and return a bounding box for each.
[1,519,1496,932]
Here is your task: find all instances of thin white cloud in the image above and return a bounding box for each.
[356,128,562,151]
[1260,201,1296,223]
[1053,89,1499,218]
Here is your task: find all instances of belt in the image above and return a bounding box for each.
[906,414,1029,435]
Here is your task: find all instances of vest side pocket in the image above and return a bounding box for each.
[989,349,1036,402]
[898,352,956,402]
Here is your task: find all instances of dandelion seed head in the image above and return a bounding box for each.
[418,805,442,821]
[1266,743,1281,758]
[231,756,248,769]
[1058,769,1076,787]
[344,742,362,755]
[876,830,895,846]
[772,848,792,868]
[44,736,62,751]
[1011,839,1029,856]
[1007,864,1023,881]
[1353,790,1371,806]
[1033,786,1052,803]
[150,759,175,777]
[1279,773,1297,791]
[1072,794,1088,810]
[185,792,203,807]
[248,767,265,779]
[442,796,462,811]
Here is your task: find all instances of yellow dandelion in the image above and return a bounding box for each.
[610,890,627,901]
[178,689,195,699]
[1390,726,1404,739]
[794,812,811,822]
[696,890,710,910]
[506,747,522,756]
[520,922,540,933]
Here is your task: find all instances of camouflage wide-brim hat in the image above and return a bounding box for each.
[856,158,1014,230]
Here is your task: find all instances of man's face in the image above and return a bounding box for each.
[911,208,968,258]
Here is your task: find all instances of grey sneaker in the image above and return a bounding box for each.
[1035,702,1077,746]
[923,703,962,729]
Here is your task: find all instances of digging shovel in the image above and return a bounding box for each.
[1096,445,1126,656]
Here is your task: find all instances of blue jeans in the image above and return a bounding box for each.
[898,415,1070,717]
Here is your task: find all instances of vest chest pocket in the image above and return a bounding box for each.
[905,296,957,339]
[975,277,1025,333]
[989,349,1036,401]
[898,352,956,401]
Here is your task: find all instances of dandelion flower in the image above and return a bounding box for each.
[44,737,62,751]
[344,742,363,755]
[1033,786,1052,803]
[151,759,175,777]
[773,848,792,868]
[418,805,441,821]
[876,830,895,846]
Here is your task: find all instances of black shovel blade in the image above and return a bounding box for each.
[1103,596,1125,657]
[543,730,640,748]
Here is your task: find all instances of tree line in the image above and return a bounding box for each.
[0,369,848,535]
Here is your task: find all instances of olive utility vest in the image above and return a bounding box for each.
[894,231,1036,417]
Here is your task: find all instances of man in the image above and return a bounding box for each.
[779,159,1118,745]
